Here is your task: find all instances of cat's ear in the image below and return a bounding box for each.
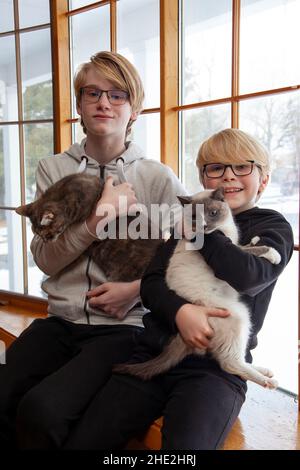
[211,187,225,201]
[15,202,34,218]
[177,195,193,206]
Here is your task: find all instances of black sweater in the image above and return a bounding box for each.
[134,207,294,365]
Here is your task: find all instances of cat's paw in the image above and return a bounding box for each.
[38,213,66,242]
[250,236,260,246]
[40,211,54,226]
[253,365,274,378]
[259,247,281,265]
[263,377,278,390]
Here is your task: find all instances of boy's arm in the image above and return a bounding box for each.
[140,238,230,343]
[200,214,294,296]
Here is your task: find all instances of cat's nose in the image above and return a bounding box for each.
[203,224,207,231]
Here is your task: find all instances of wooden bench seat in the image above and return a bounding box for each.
[0,296,299,450]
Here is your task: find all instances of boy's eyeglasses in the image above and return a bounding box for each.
[80,87,129,106]
[203,161,259,179]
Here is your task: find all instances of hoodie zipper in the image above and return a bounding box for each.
[83,257,92,324]
[99,165,105,184]
[84,165,106,324]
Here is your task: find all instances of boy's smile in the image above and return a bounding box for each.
[203,165,268,215]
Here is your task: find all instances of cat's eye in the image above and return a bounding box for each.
[209,210,218,217]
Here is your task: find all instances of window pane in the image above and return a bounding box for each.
[72,121,85,145]
[240,0,300,94]
[181,104,231,193]
[252,250,298,394]
[23,122,53,298]
[24,123,54,204]
[27,218,47,298]
[0,35,18,122]
[131,112,160,161]
[239,92,299,244]
[20,29,53,120]
[0,0,14,33]
[70,6,110,118]
[0,125,21,207]
[69,0,98,8]
[118,0,160,109]
[0,209,24,293]
[18,0,50,29]
[181,0,232,105]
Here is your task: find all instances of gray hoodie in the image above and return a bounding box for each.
[31,139,187,327]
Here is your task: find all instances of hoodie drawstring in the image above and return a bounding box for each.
[77,156,88,173]
[116,157,127,183]
[77,156,126,185]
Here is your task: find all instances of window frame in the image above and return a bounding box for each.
[0,0,53,294]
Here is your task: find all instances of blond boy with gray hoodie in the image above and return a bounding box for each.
[0,52,186,450]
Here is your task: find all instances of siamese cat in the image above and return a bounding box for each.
[114,188,281,389]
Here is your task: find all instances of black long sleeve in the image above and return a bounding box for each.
[200,211,293,297]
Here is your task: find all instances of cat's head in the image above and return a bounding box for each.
[16,202,60,241]
[177,187,232,235]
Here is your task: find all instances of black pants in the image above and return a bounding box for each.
[64,361,247,450]
[0,316,140,449]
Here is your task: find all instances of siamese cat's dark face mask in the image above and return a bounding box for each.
[177,188,230,234]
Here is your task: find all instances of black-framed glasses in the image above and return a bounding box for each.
[203,161,258,179]
[80,87,129,105]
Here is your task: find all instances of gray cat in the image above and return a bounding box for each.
[114,188,281,389]
[15,173,163,282]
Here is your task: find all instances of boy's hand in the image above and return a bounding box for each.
[99,176,137,216]
[86,177,137,235]
[175,304,231,350]
[87,280,141,320]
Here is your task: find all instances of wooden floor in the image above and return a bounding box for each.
[1,300,299,450]
[222,383,300,450]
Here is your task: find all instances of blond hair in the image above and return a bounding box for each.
[196,128,270,184]
[74,51,144,138]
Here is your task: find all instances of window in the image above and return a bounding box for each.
[0,0,53,297]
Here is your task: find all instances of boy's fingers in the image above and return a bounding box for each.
[203,327,214,338]
[194,337,210,349]
[88,296,108,306]
[87,284,108,297]
[104,176,114,187]
[208,308,231,318]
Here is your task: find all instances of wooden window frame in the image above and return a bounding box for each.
[0,0,53,294]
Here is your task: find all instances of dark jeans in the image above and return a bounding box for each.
[0,316,141,449]
[64,361,247,450]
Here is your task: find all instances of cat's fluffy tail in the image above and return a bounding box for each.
[114,334,191,380]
